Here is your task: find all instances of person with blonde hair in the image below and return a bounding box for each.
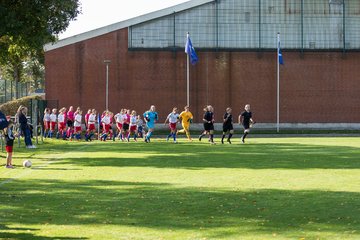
[177,106,193,141]
[49,108,57,138]
[238,104,255,144]
[143,105,158,143]
[128,110,138,142]
[18,107,36,148]
[199,105,215,144]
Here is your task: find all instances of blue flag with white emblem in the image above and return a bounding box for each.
[185,34,198,65]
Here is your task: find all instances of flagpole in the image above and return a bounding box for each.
[186,33,190,106]
[277,32,280,133]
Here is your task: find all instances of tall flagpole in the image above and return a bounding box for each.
[277,32,280,133]
[186,33,190,106]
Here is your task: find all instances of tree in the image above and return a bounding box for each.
[0,0,81,62]
[0,0,81,98]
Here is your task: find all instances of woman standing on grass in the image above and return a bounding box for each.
[19,107,36,148]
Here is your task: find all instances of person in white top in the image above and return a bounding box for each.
[85,109,97,141]
[100,111,111,141]
[48,108,57,138]
[127,110,138,142]
[74,109,83,140]
[114,109,125,140]
[164,107,179,143]
[43,108,51,138]
[57,107,67,139]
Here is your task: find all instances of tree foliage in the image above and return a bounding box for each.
[0,0,81,62]
[0,0,80,96]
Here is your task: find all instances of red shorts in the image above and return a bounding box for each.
[50,122,56,131]
[103,124,111,133]
[75,126,82,132]
[44,121,50,129]
[169,122,177,131]
[6,146,13,153]
[88,124,95,131]
[130,125,137,132]
[116,123,123,130]
[58,122,66,131]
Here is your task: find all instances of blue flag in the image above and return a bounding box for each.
[278,40,284,65]
[185,34,198,65]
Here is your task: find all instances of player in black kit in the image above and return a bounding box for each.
[221,107,234,144]
[238,104,255,143]
[199,105,215,144]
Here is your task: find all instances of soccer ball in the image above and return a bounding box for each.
[23,160,32,168]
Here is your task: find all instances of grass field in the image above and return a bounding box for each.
[0,136,359,240]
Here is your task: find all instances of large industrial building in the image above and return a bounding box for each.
[44,0,360,128]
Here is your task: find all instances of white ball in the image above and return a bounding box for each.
[23,160,32,168]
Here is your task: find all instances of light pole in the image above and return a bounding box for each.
[103,60,111,110]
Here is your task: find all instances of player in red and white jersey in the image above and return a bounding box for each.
[57,107,67,139]
[85,109,97,141]
[164,107,179,143]
[74,109,82,140]
[114,109,125,140]
[84,109,91,129]
[49,108,57,138]
[100,111,111,141]
[127,110,138,142]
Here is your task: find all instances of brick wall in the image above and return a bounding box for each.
[45,28,360,123]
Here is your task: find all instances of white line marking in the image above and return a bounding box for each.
[0,144,88,187]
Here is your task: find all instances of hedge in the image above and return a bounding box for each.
[0,95,43,116]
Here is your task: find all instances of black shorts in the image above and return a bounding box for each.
[204,123,214,131]
[243,124,250,130]
[122,123,129,131]
[223,124,233,133]
[67,120,73,127]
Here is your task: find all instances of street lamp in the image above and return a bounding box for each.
[103,60,111,110]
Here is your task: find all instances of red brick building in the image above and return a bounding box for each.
[45,0,360,128]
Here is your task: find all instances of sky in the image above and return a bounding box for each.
[59,0,189,39]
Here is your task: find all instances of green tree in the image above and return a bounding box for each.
[0,0,80,98]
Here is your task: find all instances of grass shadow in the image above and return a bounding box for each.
[0,179,359,239]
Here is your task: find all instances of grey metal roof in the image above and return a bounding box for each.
[44,0,214,51]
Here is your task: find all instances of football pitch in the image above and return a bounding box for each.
[0,137,359,240]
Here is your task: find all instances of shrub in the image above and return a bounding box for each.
[0,95,43,116]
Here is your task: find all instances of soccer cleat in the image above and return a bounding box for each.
[241,138,245,144]
[198,135,202,141]
[227,139,232,144]
[221,139,224,144]
[166,137,169,142]
[174,140,177,144]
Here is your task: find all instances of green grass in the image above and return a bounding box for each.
[0,137,359,240]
